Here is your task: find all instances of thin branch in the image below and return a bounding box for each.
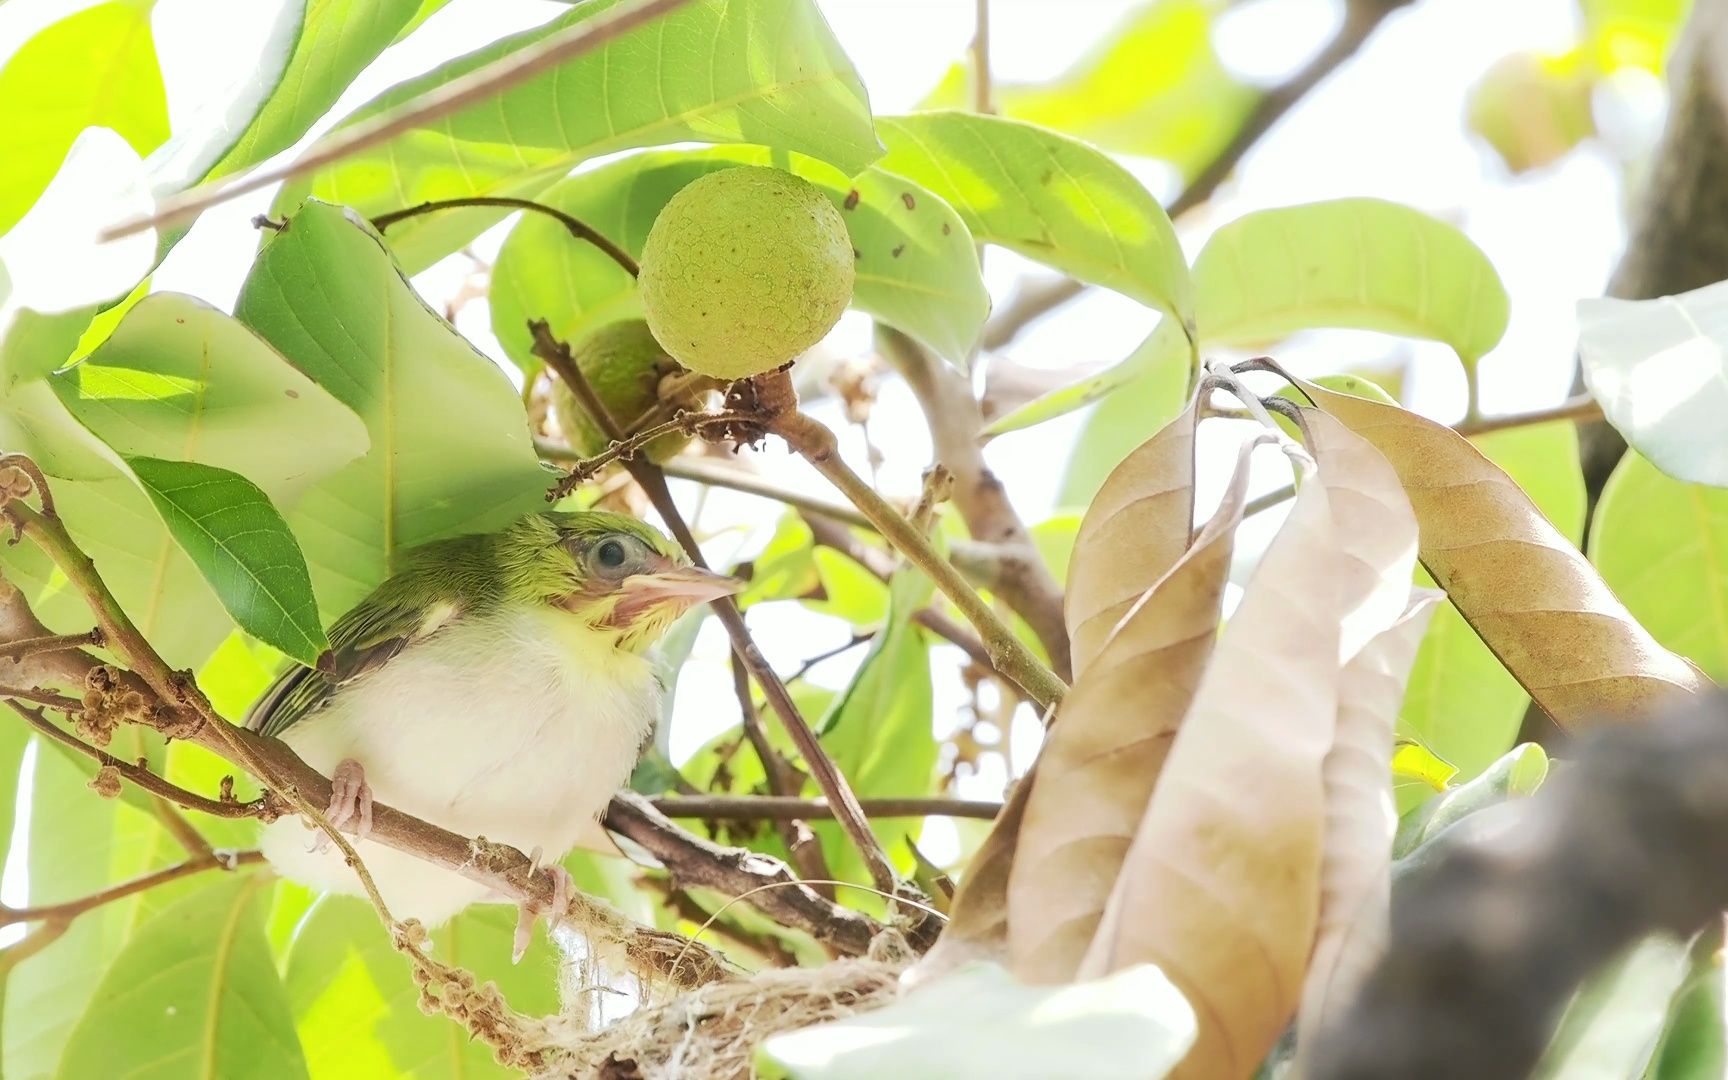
[372,197,638,277]
[6,701,276,820]
[0,850,264,926]
[728,650,835,899]
[0,921,69,974]
[970,0,994,116]
[527,319,900,898]
[978,0,1409,350]
[605,792,882,957]
[0,684,84,712]
[660,454,878,531]
[652,795,1003,821]
[1454,394,1602,438]
[0,629,102,662]
[768,402,1068,711]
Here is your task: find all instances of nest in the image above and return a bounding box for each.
[528,934,911,1080]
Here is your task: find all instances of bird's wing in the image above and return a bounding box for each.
[245,591,463,738]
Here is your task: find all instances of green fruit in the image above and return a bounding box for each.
[638,165,854,381]
[554,319,697,463]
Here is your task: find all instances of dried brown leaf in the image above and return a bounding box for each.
[1295,591,1440,1064]
[1007,434,1260,983]
[1079,417,1420,1079]
[1065,398,1199,676]
[1270,361,1710,724]
[906,776,1030,985]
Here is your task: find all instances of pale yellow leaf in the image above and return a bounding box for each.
[1295,592,1441,1065]
[1265,359,1710,724]
[1078,415,1419,1079]
[1009,432,1260,983]
[1065,397,1199,677]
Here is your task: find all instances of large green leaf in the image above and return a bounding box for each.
[1591,451,1728,680]
[1399,422,1585,779]
[0,1,169,235]
[274,0,882,272]
[2,740,172,1078]
[876,111,1193,329]
[126,457,328,665]
[286,897,560,1079]
[918,0,1255,183]
[1195,197,1509,363]
[1577,281,1728,488]
[492,146,989,372]
[234,200,548,614]
[757,961,1195,1079]
[54,291,369,496]
[56,873,308,1080]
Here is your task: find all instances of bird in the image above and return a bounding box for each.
[249,510,741,959]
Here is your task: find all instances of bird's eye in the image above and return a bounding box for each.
[595,538,629,570]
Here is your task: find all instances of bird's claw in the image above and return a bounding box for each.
[311,758,373,853]
[512,846,574,964]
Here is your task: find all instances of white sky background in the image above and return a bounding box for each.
[1,0,1655,881]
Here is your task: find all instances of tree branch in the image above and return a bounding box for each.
[651,794,1002,821]
[102,0,703,240]
[527,319,901,898]
[0,850,264,927]
[372,197,639,277]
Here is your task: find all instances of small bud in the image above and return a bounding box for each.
[88,765,122,799]
[0,466,33,503]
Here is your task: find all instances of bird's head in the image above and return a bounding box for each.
[499,511,740,652]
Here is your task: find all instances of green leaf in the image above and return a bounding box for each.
[235,200,548,614]
[275,0,882,272]
[56,873,307,1080]
[738,513,822,609]
[0,1,168,235]
[491,146,989,372]
[55,291,369,495]
[757,961,1195,1079]
[1646,937,1726,1080]
[1392,742,1548,860]
[1533,934,1695,1079]
[286,897,558,1079]
[876,111,1194,329]
[919,0,1256,183]
[1193,197,1509,364]
[987,316,1186,436]
[1577,281,1728,487]
[202,0,425,186]
[1590,451,1728,680]
[126,457,327,665]
[1399,422,1586,779]
[3,740,172,1078]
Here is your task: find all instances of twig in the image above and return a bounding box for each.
[0,921,69,974]
[651,795,1003,821]
[876,327,1074,681]
[1454,395,1602,438]
[527,320,900,897]
[372,197,638,277]
[728,650,835,899]
[662,454,878,531]
[101,0,702,240]
[767,404,1068,711]
[6,701,276,819]
[0,684,84,711]
[0,850,264,926]
[604,792,883,957]
[970,0,994,116]
[0,629,102,662]
[550,411,753,494]
[787,633,872,683]
[977,0,1409,350]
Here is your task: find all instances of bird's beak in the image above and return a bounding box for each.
[616,565,742,621]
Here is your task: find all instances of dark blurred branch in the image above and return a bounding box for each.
[1312,692,1728,1080]
[651,794,1003,821]
[979,0,1413,351]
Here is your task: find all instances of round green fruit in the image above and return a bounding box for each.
[553,319,699,463]
[637,165,855,381]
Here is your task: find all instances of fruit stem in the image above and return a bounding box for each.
[372,197,639,278]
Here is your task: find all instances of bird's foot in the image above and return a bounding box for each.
[311,759,373,853]
[512,846,574,964]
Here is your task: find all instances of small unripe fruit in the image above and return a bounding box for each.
[637,166,854,381]
[554,319,699,463]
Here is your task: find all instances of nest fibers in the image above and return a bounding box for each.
[527,933,912,1080]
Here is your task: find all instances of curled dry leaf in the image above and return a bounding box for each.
[1008,431,1261,984]
[1079,415,1421,1079]
[1064,397,1199,677]
[1258,359,1710,725]
[1295,592,1441,1067]
[906,777,1030,985]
